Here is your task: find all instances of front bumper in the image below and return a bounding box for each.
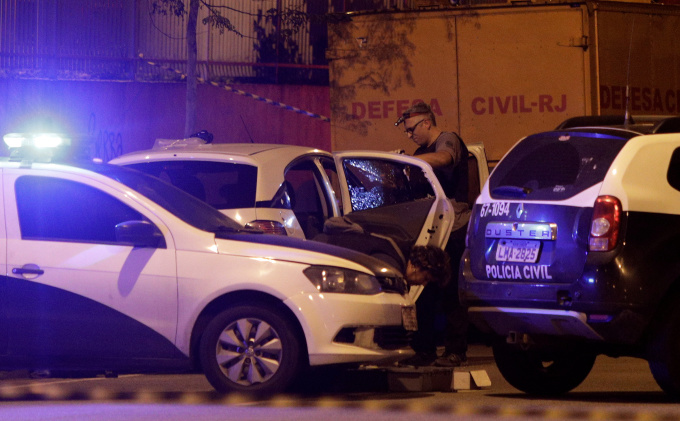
[285,291,415,366]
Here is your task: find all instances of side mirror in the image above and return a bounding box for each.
[115,220,166,248]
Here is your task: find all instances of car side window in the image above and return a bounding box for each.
[15,175,150,245]
[284,159,331,239]
[342,158,434,212]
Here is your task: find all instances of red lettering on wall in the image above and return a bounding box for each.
[631,87,641,111]
[519,96,531,113]
[600,84,680,114]
[600,86,611,109]
[472,97,485,115]
[396,99,410,115]
[368,101,380,119]
[654,89,663,111]
[611,86,623,110]
[538,95,553,112]
[349,99,446,120]
[352,102,366,119]
[469,94,568,115]
[382,100,395,118]
[643,88,651,111]
[497,97,511,114]
[666,90,676,113]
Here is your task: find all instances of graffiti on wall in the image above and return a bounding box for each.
[87,113,123,162]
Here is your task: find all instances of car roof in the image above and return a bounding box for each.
[556,115,680,135]
[112,142,332,165]
[110,142,335,202]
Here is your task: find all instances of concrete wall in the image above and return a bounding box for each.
[0,80,331,161]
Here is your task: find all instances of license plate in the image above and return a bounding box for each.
[496,240,540,263]
[402,306,418,331]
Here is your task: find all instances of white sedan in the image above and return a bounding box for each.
[0,134,418,395]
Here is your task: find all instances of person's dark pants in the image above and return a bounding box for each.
[442,225,469,356]
[411,226,469,356]
[412,282,439,355]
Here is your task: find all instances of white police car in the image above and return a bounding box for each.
[0,133,418,395]
[460,115,680,398]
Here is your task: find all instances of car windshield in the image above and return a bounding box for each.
[489,130,632,201]
[85,163,248,235]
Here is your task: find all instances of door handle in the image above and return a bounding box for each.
[12,267,44,276]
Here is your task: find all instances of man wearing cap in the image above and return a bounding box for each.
[396,102,470,368]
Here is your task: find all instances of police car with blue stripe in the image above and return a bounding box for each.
[0,133,419,395]
[460,115,680,398]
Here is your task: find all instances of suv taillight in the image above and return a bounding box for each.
[246,220,288,235]
[589,196,621,252]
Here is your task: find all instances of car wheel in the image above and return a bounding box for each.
[199,305,304,395]
[493,341,596,395]
[648,303,680,400]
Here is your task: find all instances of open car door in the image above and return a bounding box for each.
[332,152,455,301]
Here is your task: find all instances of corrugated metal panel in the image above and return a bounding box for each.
[0,0,133,79]
[0,0,328,83]
[138,0,322,83]
[1,0,40,75]
[135,0,188,81]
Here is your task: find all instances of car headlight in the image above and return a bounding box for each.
[303,266,382,295]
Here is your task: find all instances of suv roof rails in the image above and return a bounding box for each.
[556,115,680,134]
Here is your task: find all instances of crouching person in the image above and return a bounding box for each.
[401,245,452,367]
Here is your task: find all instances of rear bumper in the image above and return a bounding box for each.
[467,307,604,341]
[459,249,650,345]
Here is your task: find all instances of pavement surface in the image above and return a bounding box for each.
[0,344,497,395]
[295,344,495,394]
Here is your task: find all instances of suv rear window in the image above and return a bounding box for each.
[125,161,257,210]
[489,130,631,201]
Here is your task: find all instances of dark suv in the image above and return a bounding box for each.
[460,115,680,398]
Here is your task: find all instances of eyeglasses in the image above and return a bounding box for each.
[404,119,426,135]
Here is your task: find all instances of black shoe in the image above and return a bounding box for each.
[399,352,437,367]
[434,353,467,367]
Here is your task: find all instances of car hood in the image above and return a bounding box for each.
[215,233,402,277]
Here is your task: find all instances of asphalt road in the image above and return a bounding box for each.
[0,345,677,421]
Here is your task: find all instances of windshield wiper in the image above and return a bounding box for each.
[491,185,532,199]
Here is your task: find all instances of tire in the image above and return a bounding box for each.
[199,305,304,395]
[493,341,596,396]
[648,302,680,400]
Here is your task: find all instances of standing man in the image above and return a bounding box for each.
[396,102,470,367]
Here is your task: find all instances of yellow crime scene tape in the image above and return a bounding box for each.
[0,383,676,420]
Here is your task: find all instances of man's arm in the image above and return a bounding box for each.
[414,150,453,169]
[418,133,464,169]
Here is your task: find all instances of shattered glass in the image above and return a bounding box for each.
[343,159,434,211]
